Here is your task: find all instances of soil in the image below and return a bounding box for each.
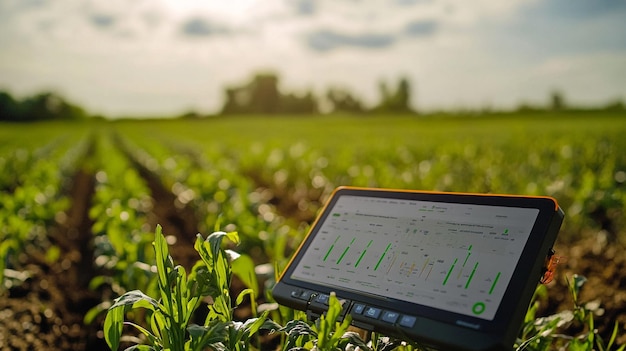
[542,231,626,345]
[1,151,625,350]
[0,168,106,350]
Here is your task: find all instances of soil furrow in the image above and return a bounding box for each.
[1,138,107,350]
[112,134,200,270]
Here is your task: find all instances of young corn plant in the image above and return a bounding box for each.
[278,293,370,351]
[516,275,625,351]
[103,224,272,351]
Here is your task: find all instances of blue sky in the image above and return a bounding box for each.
[0,0,625,117]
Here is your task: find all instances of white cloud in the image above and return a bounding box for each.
[532,53,626,105]
[0,0,624,116]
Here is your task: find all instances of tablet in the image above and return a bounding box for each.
[272,186,564,351]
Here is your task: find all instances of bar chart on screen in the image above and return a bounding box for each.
[293,196,539,319]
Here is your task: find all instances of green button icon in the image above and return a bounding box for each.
[472,302,486,315]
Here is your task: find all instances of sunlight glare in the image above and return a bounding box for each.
[160,0,257,20]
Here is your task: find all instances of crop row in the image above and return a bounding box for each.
[86,131,156,303]
[111,130,300,268]
[114,118,626,245]
[0,129,91,287]
[2,119,625,280]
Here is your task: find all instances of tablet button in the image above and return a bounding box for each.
[352,303,366,314]
[399,315,417,328]
[363,306,382,319]
[292,290,312,301]
[315,294,330,305]
[381,311,400,323]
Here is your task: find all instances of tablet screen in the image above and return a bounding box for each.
[289,194,540,320]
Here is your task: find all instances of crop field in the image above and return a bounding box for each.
[1,112,625,350]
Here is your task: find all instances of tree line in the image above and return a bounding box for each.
[0,91,87,122]
[219,72,413,115]
[1,72,624,121]
[213,73,625,117]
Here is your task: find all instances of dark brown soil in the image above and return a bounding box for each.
[122,148,200,271]
[542,232,626,345]
[0,168,106,350]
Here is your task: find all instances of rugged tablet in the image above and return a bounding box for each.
[272,186,564,351]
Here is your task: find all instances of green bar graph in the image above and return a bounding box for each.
[336,237,355,264]
[489,272,501,295]
[463,251,471,267]
[323,236,340,261]
[355,240,373,268]
[374,243,392,271]
[465,262,479,289]
[443,258,458,286]
[462,245,472,267]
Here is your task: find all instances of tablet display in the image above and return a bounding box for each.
[290,195,539,320]
[272,186,564,351]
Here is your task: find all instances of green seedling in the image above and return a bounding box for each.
[103,225,272,351]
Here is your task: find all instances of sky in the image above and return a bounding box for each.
[0,0,625,117]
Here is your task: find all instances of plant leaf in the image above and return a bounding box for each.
[240,310,271,337]
[187,321,230,351]
[124,321,159,346]
[231,252,259,297]
[339,331,371,351]
[124,345,158,351]
[109,289,159,311]
[104,303,125,351]
[281,320,317,350]
[236,288,255,307]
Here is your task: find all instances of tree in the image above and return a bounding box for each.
[22,92,86,121]
[396,78,411,112]
[282,91,318,114]
[220,73,319,115]
[249,73,280,114]
[0,90,87,122]
[550,90,566,111]
[0,91,19,121]
[325,87,365,114]
[374,77,414,113]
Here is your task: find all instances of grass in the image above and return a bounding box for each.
[110,111,625,147]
